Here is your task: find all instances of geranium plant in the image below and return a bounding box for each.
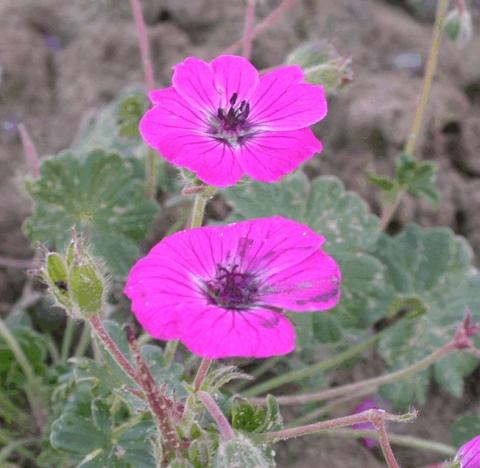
[1,0,479,467]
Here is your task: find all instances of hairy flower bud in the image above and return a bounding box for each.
[43,239,106,319]
[286,40,353,94]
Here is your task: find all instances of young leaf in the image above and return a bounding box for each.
[23,150,158,277]
[214,435,271,468]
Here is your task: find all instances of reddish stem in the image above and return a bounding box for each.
[372,413,400,468]
[241,0,257,59]
[89,315,139,383]
[18,123,40,178]
[198,391,235,441]
[193,358,212,391]
[126,326,181,454]
[128,0,155,91]
[223,0,298,55]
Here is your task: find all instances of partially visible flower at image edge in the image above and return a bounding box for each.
[124,216,341,359]
[139,55,327,187]
[454,435,480,468]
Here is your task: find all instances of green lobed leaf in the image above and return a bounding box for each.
[23,150,158,277]
[214,435,272,468]
[394,153,440,204]
[224,172,385,344]
[372,224,480,407]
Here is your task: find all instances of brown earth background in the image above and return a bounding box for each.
[1,0,480,466]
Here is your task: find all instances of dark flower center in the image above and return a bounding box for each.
[207,92,254,146]
[204,264,259,310]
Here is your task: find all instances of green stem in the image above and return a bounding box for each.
[45,333,60,364]
[251,341,455,406]
[0,318,46,431]
[243,331,383,397]
[61,317,76,363]
[329,428,456,457]
[74,322,92,358]
[380,0,449,229]
[145,149,159,199]
[404,0,449,157]
[163,340,179,367]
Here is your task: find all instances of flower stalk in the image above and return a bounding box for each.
[193,358,213,391]
[223,0,298,55]
[380,0,449,229]
[242,0,256,59]
[88,314,139,383]
[198,391,235,441]
[125,326,181,455]
[258,408,415,467]
[250,316,479,406]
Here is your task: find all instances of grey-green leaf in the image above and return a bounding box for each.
[23,150,158,277]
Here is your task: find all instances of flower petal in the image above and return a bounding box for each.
[141,87,206,140]
[172,56,220,114]
[249,65,327,131]
[260,249,341,312]
[180,305,295,358]
[211,55,259,108]
[239,128,322,183]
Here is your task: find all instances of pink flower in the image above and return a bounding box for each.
[139,55,327,187]
[352,399,381,449]
[125,216,341,358]
[456,435,480,467]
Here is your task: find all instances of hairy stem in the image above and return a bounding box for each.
[193,358,213,391]
[251,341,455,406]
[244,330,383,397]
[74,322,92,358]
[242,0,256,59]
[372,414,400,468]
[89,315,138,383]
[60,317,76,364]
[258,408,414,443]
[223,0,298,55]
[126,326,181,454]
[198,391,235,441]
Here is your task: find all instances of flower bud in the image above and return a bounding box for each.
[454,434,480,467]
[286,40,353,94]
[69,254,105,317]
[42,240,107,319]
[44,252,72,310]
[444,7,473,48]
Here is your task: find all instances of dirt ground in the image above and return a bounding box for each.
[1,0,480,466]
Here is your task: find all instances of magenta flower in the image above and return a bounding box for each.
[352,399,381,448]
[125,217,341,358]
[139,55,327,187]
[455,435,480,467]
